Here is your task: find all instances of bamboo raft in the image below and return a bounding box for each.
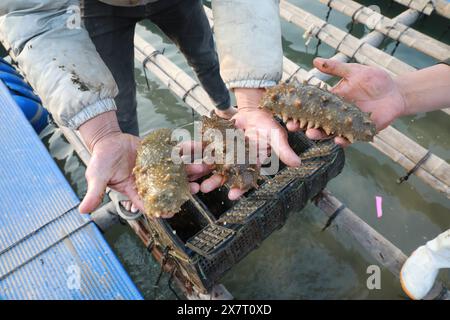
[38,0,450,299]
[315,0,450,61]
[393,0,450,18]
[274,2,450,198]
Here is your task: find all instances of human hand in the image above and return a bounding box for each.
[78,126,145,214]
[200,88,300,200]
[295,58,406,147]
[215,106,238,119]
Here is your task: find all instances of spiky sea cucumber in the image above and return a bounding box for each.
[201,114,260,190]
[261,82,376,143]
[133,128,190,218]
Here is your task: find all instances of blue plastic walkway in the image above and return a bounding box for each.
[0,81,142,300]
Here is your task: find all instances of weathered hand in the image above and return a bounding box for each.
[201,88,300,200]
[291,58,406,146]
[79,123,205,218]
[78,131,145,214]
[215,106,238,119]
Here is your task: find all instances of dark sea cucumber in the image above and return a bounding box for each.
[261,82,376,143]
[201,114,260,190]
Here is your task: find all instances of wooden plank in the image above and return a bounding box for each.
[314,0,450,61]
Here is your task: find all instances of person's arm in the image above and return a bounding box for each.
[395,63,450,116]
[0,0,118,129]
[201,0,300,200]
[212,0,283,90]
[0,1,146,213]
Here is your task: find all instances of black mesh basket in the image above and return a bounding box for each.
[143,130,345,293]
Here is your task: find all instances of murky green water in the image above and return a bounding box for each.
[41,0,449,299]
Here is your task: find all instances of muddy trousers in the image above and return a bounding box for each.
[81,0,231,136]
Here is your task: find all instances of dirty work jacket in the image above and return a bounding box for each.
[0,0,283,129]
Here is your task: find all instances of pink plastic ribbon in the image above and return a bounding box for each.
[375,196,383,219]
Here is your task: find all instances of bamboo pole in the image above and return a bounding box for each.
[280,0,415,76]
[392,0,434,15]
[282,57,450,198]
[314,190,449,300]
[133,34,449,300]
[279,1,450,121]
[393,0,450,19]
[434,0,450,18]
[314,0,450,62]
[134,35,213,116]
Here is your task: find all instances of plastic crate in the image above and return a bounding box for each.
[144,130,345,293]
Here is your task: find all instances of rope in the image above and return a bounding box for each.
[335,32,352,55]
[153,246,170,295]
[325,0,334,20]
[334,6,365,55]
[182,83,200,102]
[350,40,367,60]
[321,204,346,232]
[349,5,366,34]
[417,11,427,27]
[285,66,302,83]
[304,22,327,52]
[390,24,411,56]
[322,0,334,52]
[168,268,181,300]
[409,0,433,14]
[180,83,200,122]
[142,48,166,91]
[420,0,433,13]
[397,150,432,184]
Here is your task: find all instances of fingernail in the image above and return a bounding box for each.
[131,204,138,213]
[315,57,328,68]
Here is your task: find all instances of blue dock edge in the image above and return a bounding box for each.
[0,81,143,300]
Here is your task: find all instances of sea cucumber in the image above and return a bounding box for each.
[201,114,260,190]
[133,128,190,218]
[260,82,376,143]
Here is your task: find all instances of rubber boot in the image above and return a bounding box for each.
[400,229,450,300]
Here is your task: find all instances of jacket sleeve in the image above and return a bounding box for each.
[0,0,118,129]
[211,0,283,89]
